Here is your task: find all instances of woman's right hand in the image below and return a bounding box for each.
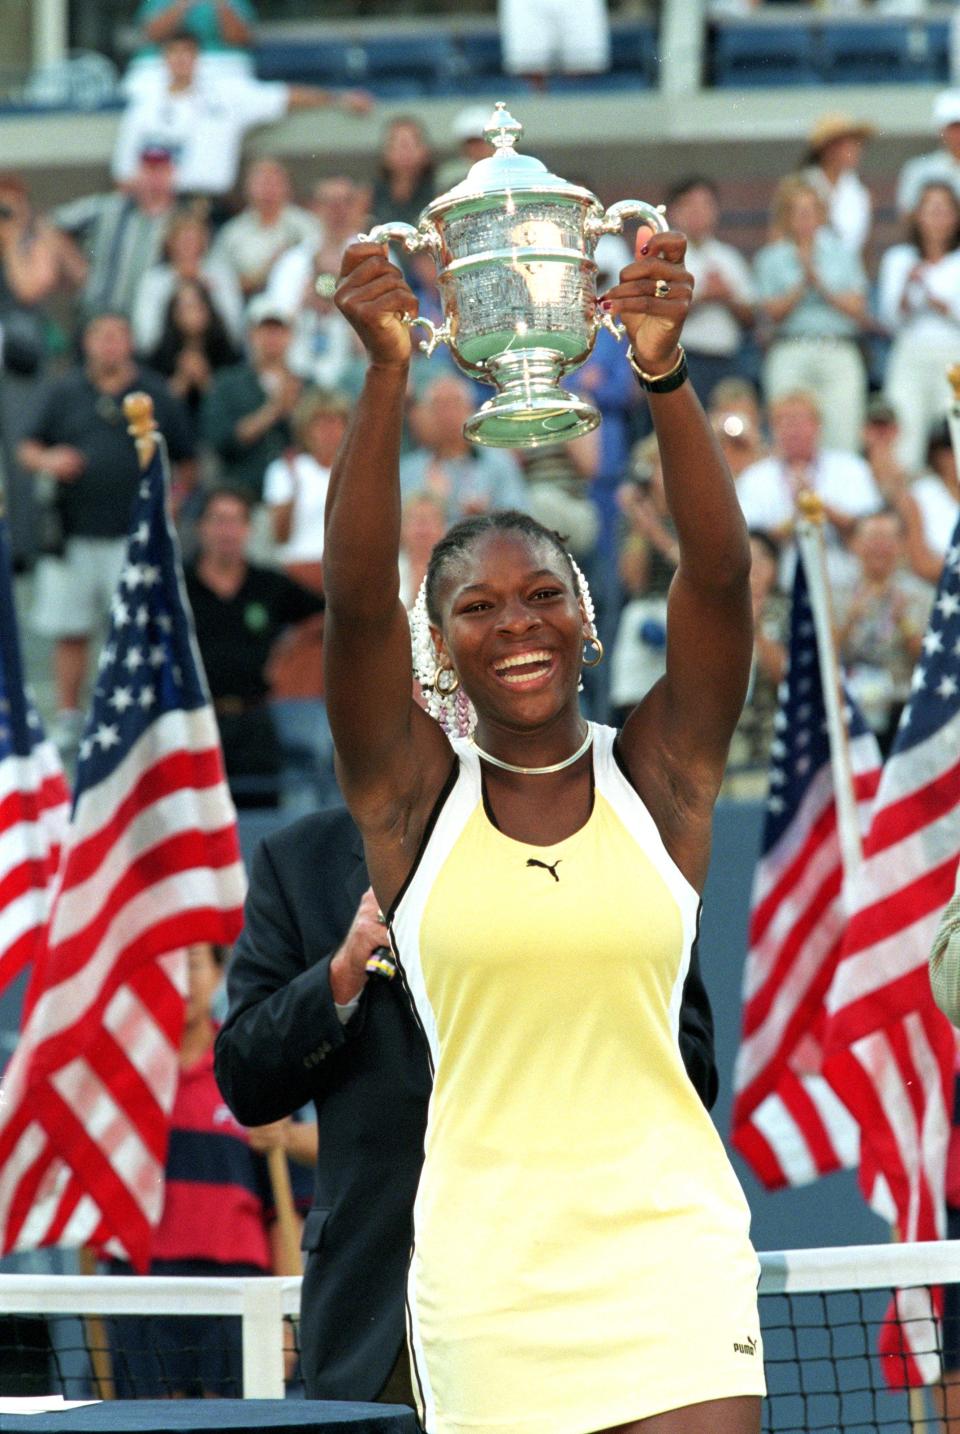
[335,241,417,368]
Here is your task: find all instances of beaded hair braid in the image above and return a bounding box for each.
[409,554,599,739]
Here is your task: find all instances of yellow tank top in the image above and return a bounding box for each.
[389,722,764,1434]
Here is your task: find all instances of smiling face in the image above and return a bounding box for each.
[430,529,586,731]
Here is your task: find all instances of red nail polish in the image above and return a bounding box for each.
[600,299,612,312]
[640,244,650,255]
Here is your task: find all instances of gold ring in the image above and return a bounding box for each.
[315,273,337,299]
[655,279,669,299]
[376,909,386,924]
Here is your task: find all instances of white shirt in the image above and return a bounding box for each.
[912,474,960,558]
[876,243,960,344]
[896,149,960,216]
[802,165,872,255]
[131,259,245,352]
[112,76,290,196]
[210,206,322,285]
[737,450,881,587]
[681,236,755,356]
[262,451,329,565]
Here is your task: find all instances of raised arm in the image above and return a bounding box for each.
[605,230,752,887]
[323,245,453,880]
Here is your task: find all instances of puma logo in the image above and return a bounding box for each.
[733,1336,758,1357]
[526,858,561,883]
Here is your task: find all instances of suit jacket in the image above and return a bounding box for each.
[214,805,719,1401]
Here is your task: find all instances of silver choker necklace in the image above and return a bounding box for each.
[470,724,593,775]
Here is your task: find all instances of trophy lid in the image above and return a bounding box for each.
[426,102,597,215]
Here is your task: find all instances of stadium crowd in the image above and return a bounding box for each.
[2,3,960,817]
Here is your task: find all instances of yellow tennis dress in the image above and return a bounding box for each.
[389,723,765,1434]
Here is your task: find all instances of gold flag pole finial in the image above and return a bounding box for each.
[947,363,960,404]
[123,391,157,470]
[796,489,826,525]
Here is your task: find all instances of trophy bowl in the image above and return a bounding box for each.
[359,102,666,449]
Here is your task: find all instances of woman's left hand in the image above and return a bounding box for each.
[600,227,693,376]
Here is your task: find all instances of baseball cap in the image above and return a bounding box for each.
[934,90,960,129]
[451,105,492,144]
[246,293,293,327]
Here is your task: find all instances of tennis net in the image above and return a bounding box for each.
[2,1243,960,1427]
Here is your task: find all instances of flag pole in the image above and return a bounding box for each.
[948,365,960,466]
[794,493,863,892]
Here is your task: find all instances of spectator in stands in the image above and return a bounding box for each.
[499,0,611,89]
[51,148,179,322]
[202,294,300,500]
[801,113,874,256]
[399,491,447,609]
[263,389,348,585]
[608,436,676,726]
[735,389,880,586]
[725,530,787,785]
[125,0,257,98]
[112,31,372,208]
[263,178,370,396]
[860,406,958,589]
[833,510,931,754]
[896,90,960,217]
[370,116,436,232]
[707,376,765,444]
[665,176,755,406]
[185,486,324,808]
[132,210,244,354]
[754,174,869,453]
[903,422,960,585]
[0,174,77,566]
[878,181,960,475]
[436,106,496,191]
[147,278,240,436]
[211,158,320,299]
[108,941,315,1398]
[18,312,195,755]
[400,374,529,524]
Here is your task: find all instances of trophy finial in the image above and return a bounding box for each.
[485,102,523,152]
[948,362,960,403]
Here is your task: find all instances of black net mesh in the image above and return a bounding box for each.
[0,1313,302,1400]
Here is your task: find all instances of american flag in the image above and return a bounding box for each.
[0,514,69,994]
[822,523,960,1386]
[0,429,245,1271]
[732,549,882,1188]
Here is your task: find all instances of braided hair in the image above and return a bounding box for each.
[410,511,597,738]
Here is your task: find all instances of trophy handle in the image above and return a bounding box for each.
[361,221,441,256]
[587,200,669,343]
[405,315,452,357]
[584,199,668,243]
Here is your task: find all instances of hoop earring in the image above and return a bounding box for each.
[433,665,460,695]
[582,635,604,668]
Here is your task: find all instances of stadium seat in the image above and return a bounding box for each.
[456,30,507,93]
[711,23,818,88]
[609,22,659,88]
[253,38,368,86]
[361,34,460,97]
[817,21,933,85]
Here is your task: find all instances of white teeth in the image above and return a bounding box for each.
[494,650,552,674]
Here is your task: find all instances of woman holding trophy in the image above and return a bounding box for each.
[322,218,764,1433]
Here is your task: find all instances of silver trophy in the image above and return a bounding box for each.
[361,102,666,448]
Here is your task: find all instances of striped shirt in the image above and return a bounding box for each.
[52,192,175,319]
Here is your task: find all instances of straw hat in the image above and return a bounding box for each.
[806,113,875,159]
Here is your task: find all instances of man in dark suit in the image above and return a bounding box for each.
[214,805,719,1403]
